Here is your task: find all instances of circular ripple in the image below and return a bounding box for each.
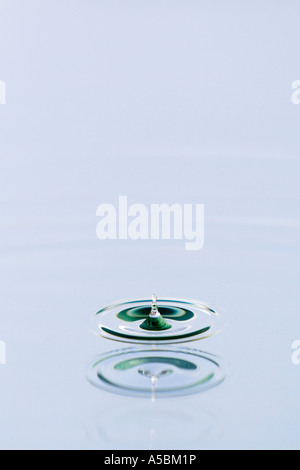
[87,404,221,448]
[86,347,226,398]
[94,298,219,344]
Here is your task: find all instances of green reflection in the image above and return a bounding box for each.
[114,356,197,371]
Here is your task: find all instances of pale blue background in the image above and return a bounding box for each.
[0,0,300,449]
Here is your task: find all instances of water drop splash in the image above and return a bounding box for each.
[94,297,220,344]
[150,294,159,317]
[139,294,172,331]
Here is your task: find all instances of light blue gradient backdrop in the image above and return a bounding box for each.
[0,1,300,449]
